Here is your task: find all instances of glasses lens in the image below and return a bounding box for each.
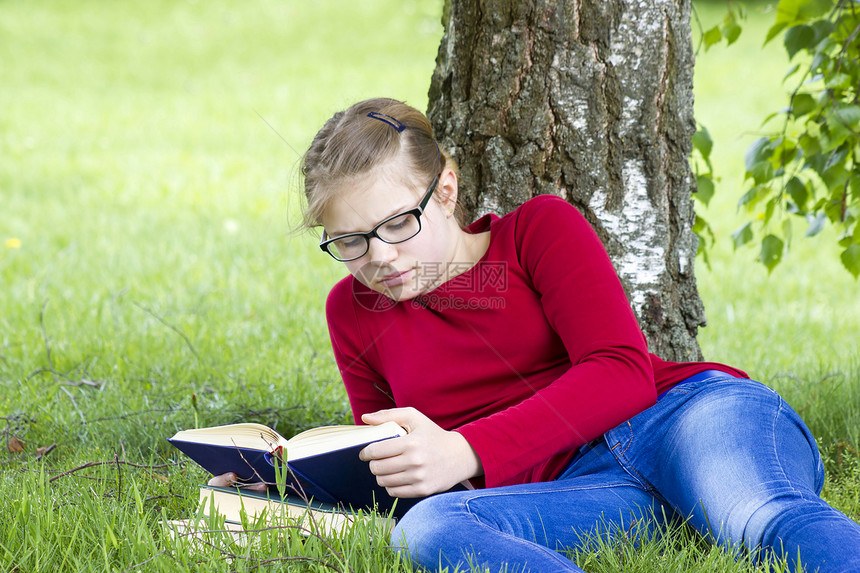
[328,235,368,261]
[323,212,422,261]
[376,213,421,243]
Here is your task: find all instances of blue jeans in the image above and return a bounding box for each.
[392,375,860,572]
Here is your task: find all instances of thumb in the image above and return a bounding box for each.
[361,407,422,433]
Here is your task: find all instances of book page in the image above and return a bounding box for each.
[286,421,405,460]
[170,423,289,450]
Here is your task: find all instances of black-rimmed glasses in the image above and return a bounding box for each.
[319,172,441,262]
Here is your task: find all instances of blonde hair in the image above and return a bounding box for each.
[301,98,454,229]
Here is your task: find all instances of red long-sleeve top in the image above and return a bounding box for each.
[326,195,747,489]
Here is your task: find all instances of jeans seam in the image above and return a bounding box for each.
[771,397,798,498]
[609,421,633,457]
[770,395,825,498]
[463,482,637,506]
[607,421,657,495]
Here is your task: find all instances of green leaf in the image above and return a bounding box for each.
[814,35,837,54]
[745,137,773,173]
[851,224,860,245]
[764,197,779,225]
[766,22,789,45]
[759,234,785,272]
[783,63,801,82]
[738,185,769,210]
[698,245,711,268]
[826,105,860,142]
[760,110,783,128]
[695,175,715,206]
[693,213,714,240]
[851,171,860,202]
[824,187,848,222]
[691,124,713,173]
[722,21,743,46]
[693,125,714,159]
[774,0,802,24]
[703,26,722,49]
[731,222,754,250]
[694,215,714,269]
[818,124,844,154]
[797,0,833,20]
[774,138,799,166]
[810,19,833,45]
[782,217,793,248]
[824,143,850,173]
[799,134,822,160]
[840,244,860,278]
[825,173,850,205]
[692,125,713,159]
[785,25,816,59]
[790,93,817,117]
[786,177,809,210]
[749,161,775,185]
[825,73,852,92]
[812,144,851,191]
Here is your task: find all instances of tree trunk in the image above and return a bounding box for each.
[427,0,706,361]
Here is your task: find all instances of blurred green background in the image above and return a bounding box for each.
[1,0,443,430]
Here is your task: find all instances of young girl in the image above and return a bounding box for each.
[220,98,860,572]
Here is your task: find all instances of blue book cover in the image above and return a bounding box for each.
[168,421,428,517]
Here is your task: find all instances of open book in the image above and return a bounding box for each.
[168,421,419,516]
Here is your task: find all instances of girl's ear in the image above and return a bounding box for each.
[435,167,459,218]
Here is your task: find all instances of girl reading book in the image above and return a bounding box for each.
[214,98,860,572]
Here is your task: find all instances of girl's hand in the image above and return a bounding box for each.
[207,472,268,492]
[359,407,483,498]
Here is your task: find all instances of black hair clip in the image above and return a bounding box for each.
[367,111,406,132]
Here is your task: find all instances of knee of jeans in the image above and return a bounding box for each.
[705,489,824,551]
[390,493,462,563]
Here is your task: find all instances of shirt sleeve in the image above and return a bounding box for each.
[455,196,657,487]
[326,278,397,423]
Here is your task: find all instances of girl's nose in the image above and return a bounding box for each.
[367,236,397,263]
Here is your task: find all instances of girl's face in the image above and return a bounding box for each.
[320,155,460,302]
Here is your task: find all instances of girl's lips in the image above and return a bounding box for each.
[378,269,413,288]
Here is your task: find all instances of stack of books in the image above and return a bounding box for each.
[196,484,366,536]
[162,420,414,546]
[162,483,387,547]
[166,420,416,517]
[163,419,467,545]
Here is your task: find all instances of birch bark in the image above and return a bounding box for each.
[428,0,705,361]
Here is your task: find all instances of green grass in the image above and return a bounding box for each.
[0,0,857,571]
[692,1,860,373]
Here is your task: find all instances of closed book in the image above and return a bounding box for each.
[197,484,376,536]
